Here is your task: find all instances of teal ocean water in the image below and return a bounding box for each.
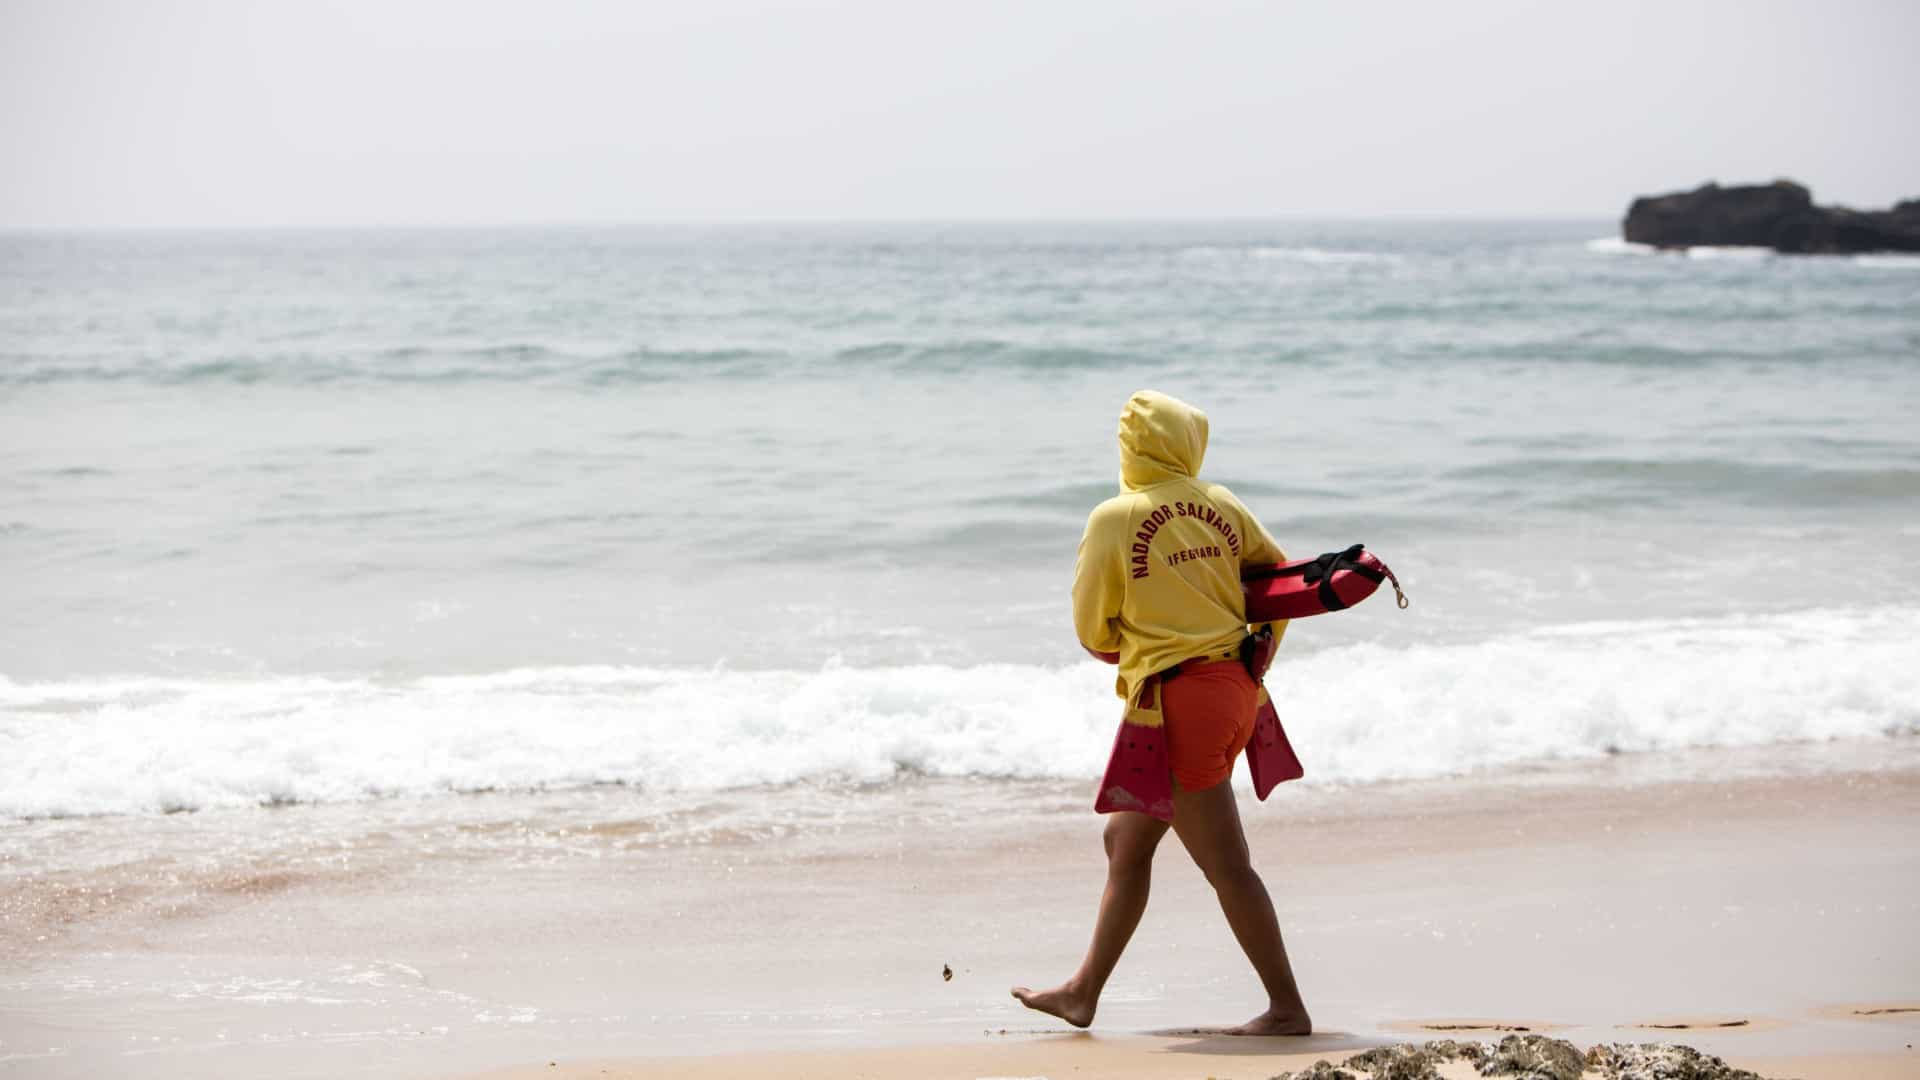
[3,221,1919,816]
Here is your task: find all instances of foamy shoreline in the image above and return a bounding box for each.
[7,604,1918,818]
[4,742,1917,1078]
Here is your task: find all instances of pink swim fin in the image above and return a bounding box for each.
[1094,678,1175,821]
[1245,687,1304,799]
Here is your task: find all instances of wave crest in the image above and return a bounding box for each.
[4,607,1916,818]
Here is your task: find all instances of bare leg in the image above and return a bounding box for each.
[1170,781,1311,1035]
[1011,810,1169,1027]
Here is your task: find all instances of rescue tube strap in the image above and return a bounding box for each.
[1302,544,1368,612]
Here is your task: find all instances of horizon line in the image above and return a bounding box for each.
[0,210,1623,234]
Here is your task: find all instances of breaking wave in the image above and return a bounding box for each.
[4,606,1915,818]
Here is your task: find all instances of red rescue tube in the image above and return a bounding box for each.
[1243,543,1408,622]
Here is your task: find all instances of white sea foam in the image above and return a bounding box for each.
[1586,237,1920,268]
[3,607,1916,818]
[1684,245,1773,261]
[1584,237,1656,255]
[1585,238,1791,261]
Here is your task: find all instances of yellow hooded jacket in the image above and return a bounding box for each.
[1073,391,1286,702]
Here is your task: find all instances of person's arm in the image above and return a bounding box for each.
[1216,485,1288,643]
[1072,501,1126,663]
[1216,485,1285,568]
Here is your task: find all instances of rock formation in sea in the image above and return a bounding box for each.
[1623,180,1920,253]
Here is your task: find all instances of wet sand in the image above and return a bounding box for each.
[2,742,1918,1078]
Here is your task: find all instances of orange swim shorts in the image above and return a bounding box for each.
[1161,659,1259,792]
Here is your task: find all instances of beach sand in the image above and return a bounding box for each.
[4,742,1918,1078]
[465,1038,1920,1080]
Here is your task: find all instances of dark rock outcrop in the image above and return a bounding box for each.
[1477,1033,1587,1080]
[1584,1042,1766,1080]
[1623,180,1920,253]
[1343,1044,1443,1080]
[1267,1040,1789,1080]
[1423,1038,1489,1065]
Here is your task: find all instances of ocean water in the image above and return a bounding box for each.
[3,221,1919,820]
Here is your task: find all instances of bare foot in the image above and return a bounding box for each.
[1009,982,1096,1028]
[1223,1006,1313,1036]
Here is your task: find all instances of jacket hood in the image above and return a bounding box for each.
[1117,390,1208,491]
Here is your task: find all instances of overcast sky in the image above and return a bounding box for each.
[3,0,1916,227]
